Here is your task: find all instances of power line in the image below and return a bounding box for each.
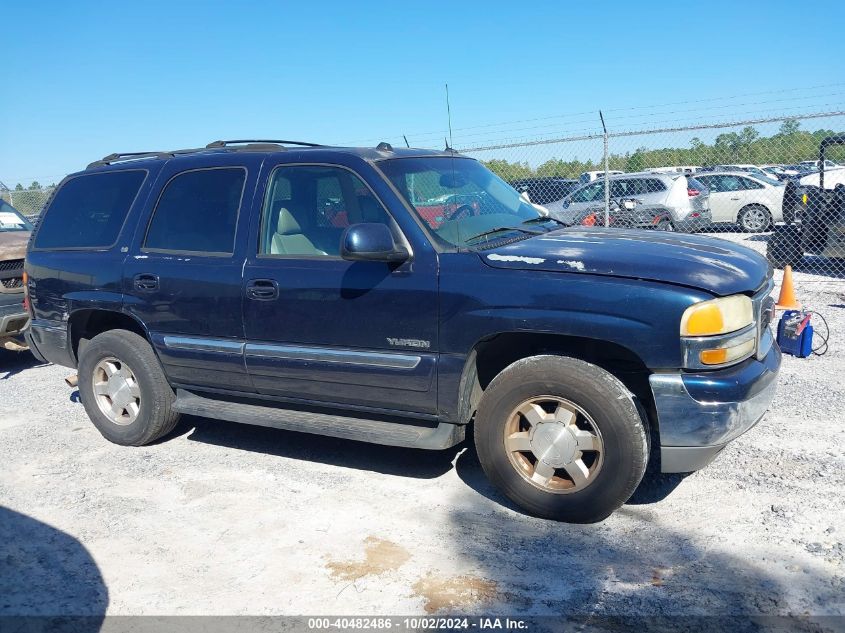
[457,110,845,152]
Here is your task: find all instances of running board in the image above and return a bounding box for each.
[173,389,465,450]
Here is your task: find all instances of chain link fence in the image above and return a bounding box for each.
[460,111,845,283]
[1,186,55,222]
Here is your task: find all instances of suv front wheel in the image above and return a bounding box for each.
[474,355,648,523]
[78,329,180,446]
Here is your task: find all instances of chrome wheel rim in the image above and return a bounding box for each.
[504,396,604,494]
[742,207,767,232]
[93,357,141,425]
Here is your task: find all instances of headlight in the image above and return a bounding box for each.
[680,295,756,369]
[680,295,753,336]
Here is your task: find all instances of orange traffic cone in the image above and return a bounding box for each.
[775,265,801,310]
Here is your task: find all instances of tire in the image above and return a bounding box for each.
[78,329,180,446]
[655,219,674,232]
[474,355,648,523]
[737,204,772,233]
[766,226,803,269]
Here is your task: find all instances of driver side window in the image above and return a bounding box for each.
[260,165,392,257]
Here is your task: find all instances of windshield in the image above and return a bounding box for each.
[0,201,33,232]
[378,156,544,247]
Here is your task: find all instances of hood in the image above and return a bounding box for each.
[480,228,770,296]
[0,230,30,261]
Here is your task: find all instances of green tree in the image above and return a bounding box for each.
[14,183,23,191]
[779,119,800,135]
[28,181,41,190]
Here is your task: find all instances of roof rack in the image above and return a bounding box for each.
[87,151,173,169]
[206,139,324,149]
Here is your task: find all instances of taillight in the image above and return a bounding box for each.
[687,187,701,197]
[581,213,597,226]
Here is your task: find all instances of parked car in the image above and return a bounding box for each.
[550,172,711,232]
[0,200,33,351]
[25,140,780,523]
[694,172,785,232]
[699,164,773,182]
[798,159,840,170]
[575,196,675,230]
[509,177,579,206]
[645,166,699,175]
[578,170,624,185]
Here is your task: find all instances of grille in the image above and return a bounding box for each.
[0,259,24,272]
[1,277,23,289]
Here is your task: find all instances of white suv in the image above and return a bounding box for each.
[549,172,711,232]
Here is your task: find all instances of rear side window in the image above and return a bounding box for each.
[34,170,146,249]
[144,168,246,254]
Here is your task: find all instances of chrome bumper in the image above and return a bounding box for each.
[650,344,781,473]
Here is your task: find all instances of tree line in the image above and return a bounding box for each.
[482,119,845,181]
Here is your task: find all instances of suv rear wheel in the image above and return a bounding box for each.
[474,355,648,523]
[78,329,180,446]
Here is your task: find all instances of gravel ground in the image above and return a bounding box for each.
[1,231,844,620]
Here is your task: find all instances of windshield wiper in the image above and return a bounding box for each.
[465,225,542,245]
[522,215,566,227]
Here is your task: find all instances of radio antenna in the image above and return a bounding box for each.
[445,82,454,150]
[403,135,410,148]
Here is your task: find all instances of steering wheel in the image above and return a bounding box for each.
[443,203,477,222]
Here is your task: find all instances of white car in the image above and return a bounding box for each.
[797,166,845,188]
[577,170,624,185]
[694,171,785,232]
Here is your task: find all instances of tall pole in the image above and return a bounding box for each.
[599,111,609,227]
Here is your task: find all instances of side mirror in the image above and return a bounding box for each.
[519,190,531,203]
[341,223,409,263]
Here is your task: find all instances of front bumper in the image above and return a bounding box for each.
[650,342,781,473]
[0,300,30,340]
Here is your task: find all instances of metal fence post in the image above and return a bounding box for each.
[599,111,610,226]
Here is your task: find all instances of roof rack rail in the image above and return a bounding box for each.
[87,151,173,169]
[206,139,324,149]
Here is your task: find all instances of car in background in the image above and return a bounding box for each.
[509,177,579,206]
[550,172,711,232]
[699,164,773,182]
[760,165,795,181]
[798,159,840,170]
[645,166,699,175]
[578,170,624,185]
[694,172,784,232]
[0,200,33,351]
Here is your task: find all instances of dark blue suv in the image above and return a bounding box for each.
[24,140,781,522]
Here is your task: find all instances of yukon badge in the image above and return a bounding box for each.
[387,337,430,349]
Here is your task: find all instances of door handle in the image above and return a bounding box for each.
[133,273,159,292]
[730,197,741,200]
[246,279,279,301]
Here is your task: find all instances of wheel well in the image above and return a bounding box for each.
[460,332,653,423]
[738,203,770,218]
[68,309,149,362]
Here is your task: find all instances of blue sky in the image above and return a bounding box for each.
[2,0,844,186]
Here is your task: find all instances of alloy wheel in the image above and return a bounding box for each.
[92,357,141,425]
[503,396,604,494]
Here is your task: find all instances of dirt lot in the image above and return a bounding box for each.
[1,232,844,619]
